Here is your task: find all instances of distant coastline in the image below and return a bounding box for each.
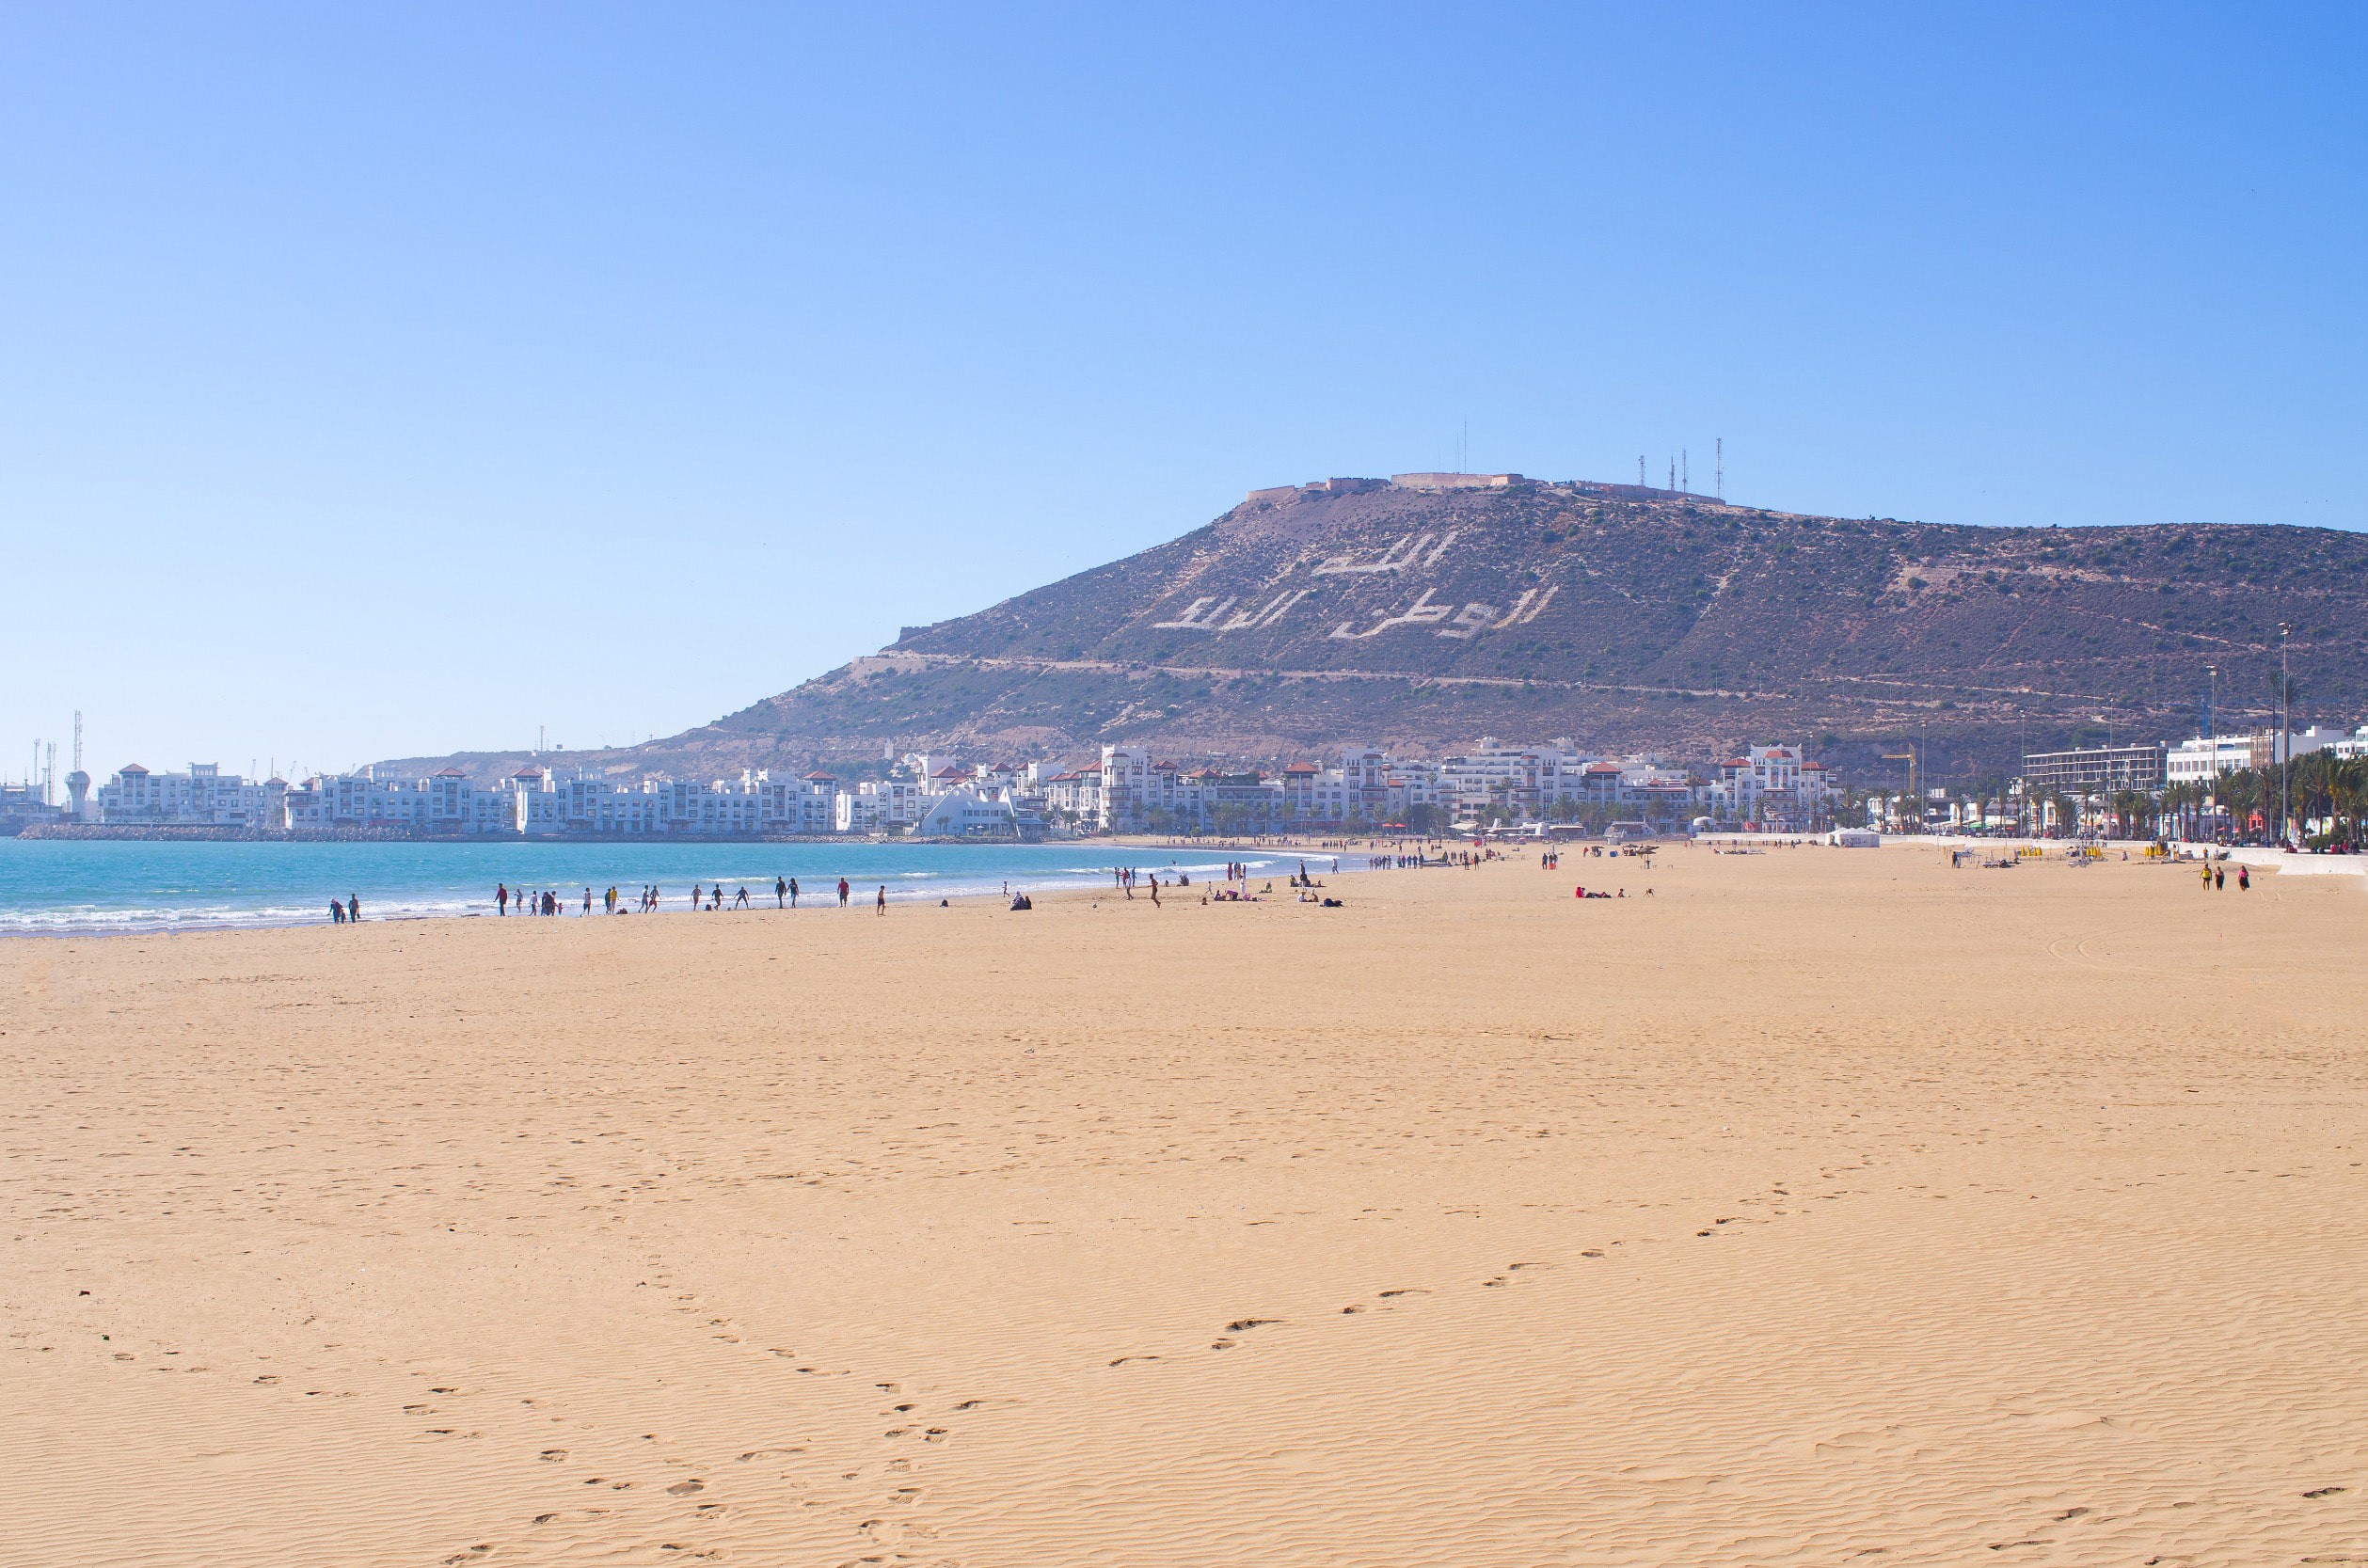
[11,824,1044,847]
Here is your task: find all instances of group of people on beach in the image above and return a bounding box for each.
[484,875,887,918]
[326,895,359,923]
[494,884,572,916]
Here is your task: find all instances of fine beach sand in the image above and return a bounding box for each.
[5,847,2363,1566]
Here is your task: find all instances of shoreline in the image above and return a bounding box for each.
[0,840,1328,941]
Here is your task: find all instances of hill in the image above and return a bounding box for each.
[393,479,2368,785]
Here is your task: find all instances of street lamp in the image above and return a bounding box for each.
[2204,662,2217,846]
[2280,622,2291,847]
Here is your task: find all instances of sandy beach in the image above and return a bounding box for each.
[5,846,2363,1566]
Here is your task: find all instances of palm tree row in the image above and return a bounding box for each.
[2155,757,2368,847]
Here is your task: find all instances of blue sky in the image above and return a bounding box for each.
[3,4,2361,778]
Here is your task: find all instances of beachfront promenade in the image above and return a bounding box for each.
[4,843,2360,1565]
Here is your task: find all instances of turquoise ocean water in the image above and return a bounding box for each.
[0,838,1299,936]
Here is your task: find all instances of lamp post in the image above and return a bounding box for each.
[2280,622,2291,847]
[2204,662,2217,846]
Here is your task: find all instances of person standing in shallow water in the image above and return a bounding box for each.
[775,876,787,909]
[329,898,343,925]
[876,885,886,916]
[347,895,360,924]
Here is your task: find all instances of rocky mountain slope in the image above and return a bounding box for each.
[397,480,2368,785]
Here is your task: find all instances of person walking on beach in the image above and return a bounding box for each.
[2214,866,2225,891]
[837,877,850,907]
[347,895,360,924]
[788,877,799,908]
[734,885,750,909]
[875,885,886,916]
[775,876,787,909]
[2238,864,2250,892]
[582,888,592,917]
[329,898,344,924]
[497,882,509,915]
[691,882,703,911]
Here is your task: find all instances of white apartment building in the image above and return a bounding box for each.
[99,763,289,828]
[1706,745,1837,829]
[2166,726,2356,784]
[836,778,926,833]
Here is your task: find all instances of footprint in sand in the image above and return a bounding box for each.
[665,1479,706,1496]
[539,1449,567,1461]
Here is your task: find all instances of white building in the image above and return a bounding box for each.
[99,763,288,828]
[1706,746,1837,830]
[836,778,925,833]
[2167,726,2353,784]
[913,783,1021,837]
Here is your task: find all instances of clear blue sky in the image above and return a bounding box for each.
[4,4,2361,780]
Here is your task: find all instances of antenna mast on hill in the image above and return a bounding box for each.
[1668,457,1676,492]
[1682,450,1690,494]
[1716,438,1724,500]
[1639,455,1645,486]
